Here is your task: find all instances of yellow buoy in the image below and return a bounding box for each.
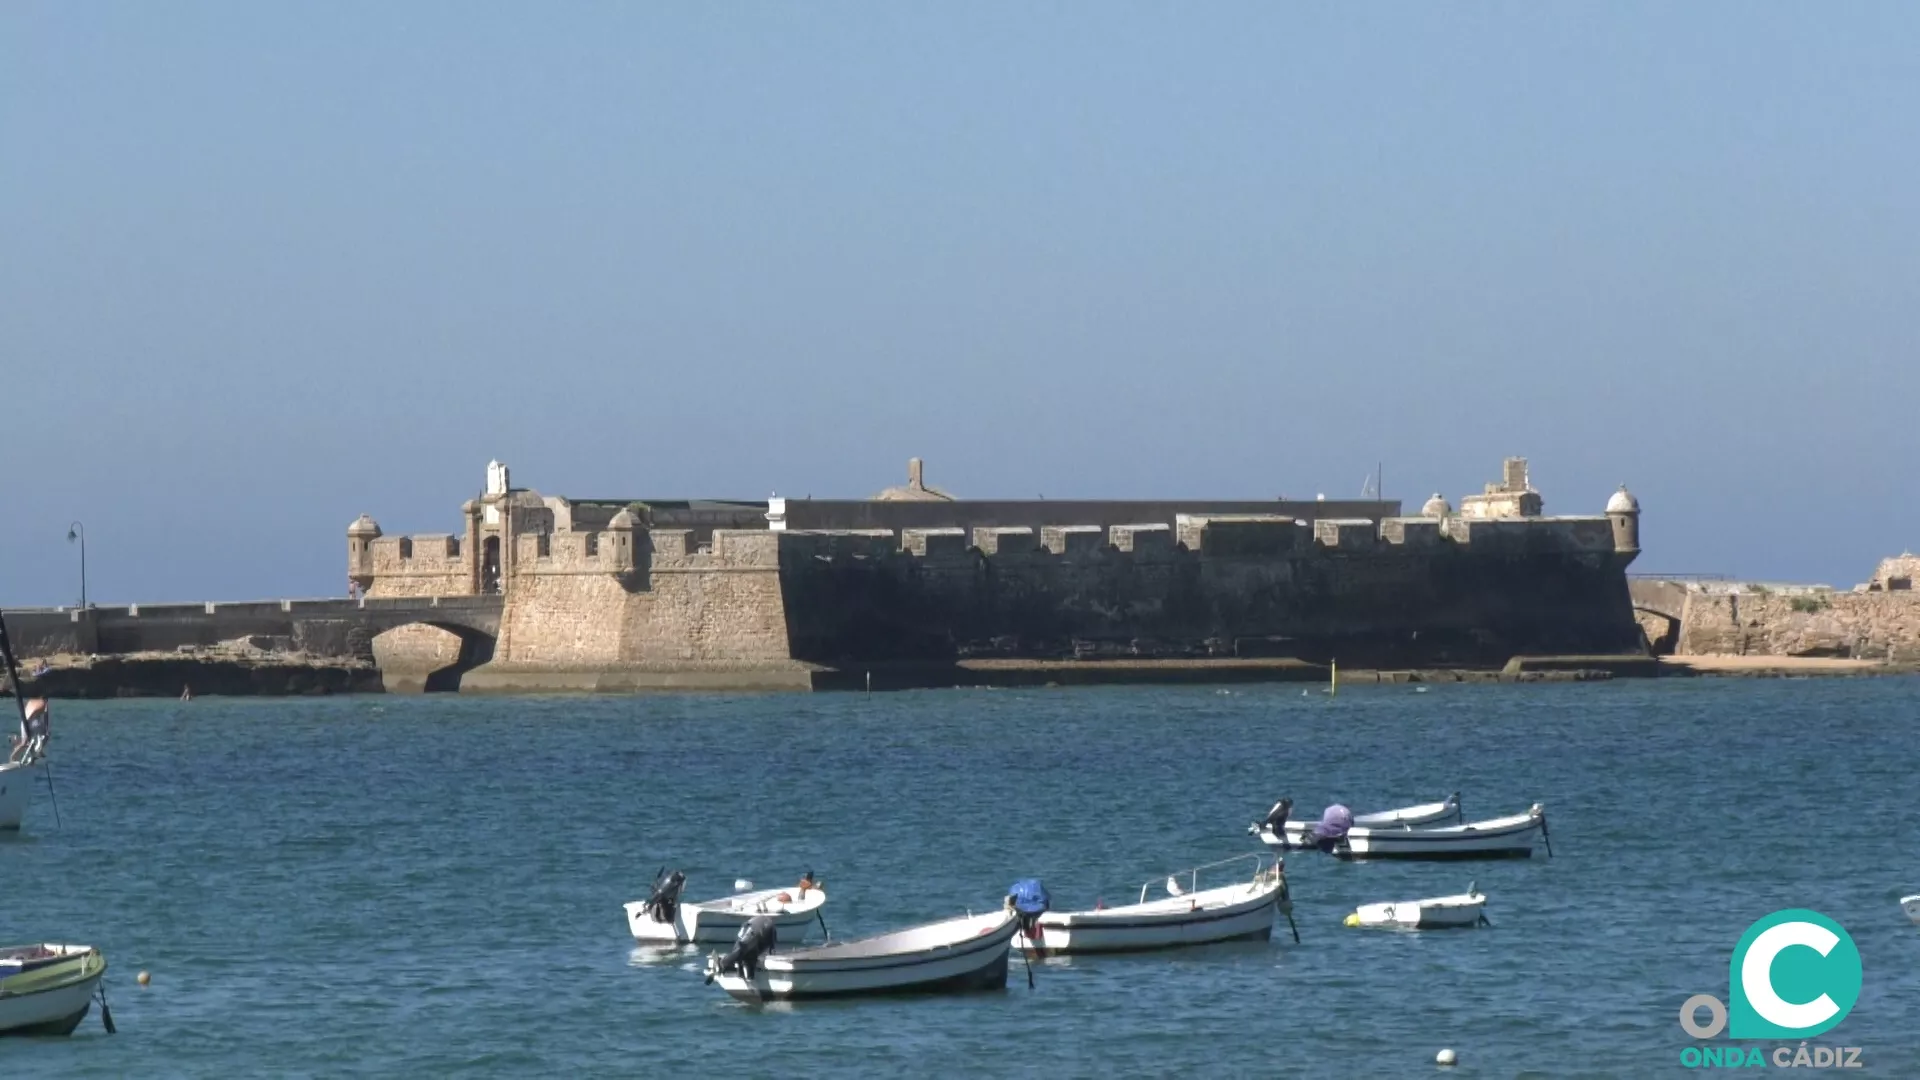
[1342,913,1360,928]
[137,971,150,986]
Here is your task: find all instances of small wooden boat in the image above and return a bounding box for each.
[0,944,110,1037]
[1318,805,1549,861]
[1012,854,1291,955]
[705,907,1019,1002]
[1249,793,1462,848]
[1345,883,1489,929]
[624,869,828,944]
[1901,895,1920,925]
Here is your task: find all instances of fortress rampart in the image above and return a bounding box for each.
[350,457,1649,691]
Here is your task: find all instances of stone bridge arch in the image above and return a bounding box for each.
[1628,579,1691,656]
[335,597,503,693]
[368,621,497,693]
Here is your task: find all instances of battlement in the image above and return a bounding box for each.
[370,534,464,571]
[752,511,1630,566]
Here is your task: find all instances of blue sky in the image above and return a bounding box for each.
[3,3,1915,604]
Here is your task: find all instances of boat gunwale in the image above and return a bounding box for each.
[757,911,1017,973]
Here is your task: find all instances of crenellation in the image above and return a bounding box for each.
[1109,523,1172,553]
[973,527,1038,555]
[1041,525,1105,555]
[902,528,969,557]
[1380,518,1443,547]
[1313,519,1377,550]
[1178,514,1302,556]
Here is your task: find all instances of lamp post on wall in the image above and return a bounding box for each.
[67,522,87,610]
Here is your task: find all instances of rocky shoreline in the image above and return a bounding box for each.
[12,646,381,699]
[6,648,1915,699]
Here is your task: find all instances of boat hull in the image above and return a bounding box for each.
[1260,795,1461,849]
[1349,895,1487,930]
[0,947,105,1038]
[1336,813,1543,860]
[1263,807,1546,861]
[0,761,33,832]
[625,887,827,944]
[1901,895,1920,926]
[1013,882,1282,955]
[712,912,1017,1002]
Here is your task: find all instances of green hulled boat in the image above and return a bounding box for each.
[0,944,109,1036]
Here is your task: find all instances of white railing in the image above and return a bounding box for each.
[1135,852,1281,904]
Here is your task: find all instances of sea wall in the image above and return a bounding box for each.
[1673,589,1920,662]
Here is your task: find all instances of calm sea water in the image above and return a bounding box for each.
[5,678,1920,1077]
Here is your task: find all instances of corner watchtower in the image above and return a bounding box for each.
[347,514,382,591]
[1606,486,1640,557]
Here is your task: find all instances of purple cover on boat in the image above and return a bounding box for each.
[1314,804,1353,839]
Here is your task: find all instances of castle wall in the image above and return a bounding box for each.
[774,518,1642,668]
[366,535,472,598]
[1673,589,1920,662]
[482,529,791,671]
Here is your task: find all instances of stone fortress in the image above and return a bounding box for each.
[350,456,1650,692]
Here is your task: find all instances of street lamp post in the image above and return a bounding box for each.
[67,522,87,610]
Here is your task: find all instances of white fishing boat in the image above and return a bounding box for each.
[0,757,34,832]
[1012,854,1292,955]
[0,944,110,1037]
[1310,805,1550,861]
[1249,793,1461,848]
[1901,895,1920,925]
[1345,883,1489,929]
[624,869,829,944]
[705,906,1019,1002]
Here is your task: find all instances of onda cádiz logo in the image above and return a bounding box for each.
[1679,908,1863,1069]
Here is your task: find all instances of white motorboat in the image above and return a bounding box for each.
[1249,793,1461,848]
[1901,895,1920,925]
[1290,805,1550,861]
[0,758,35,832]
[625,869,828,944]
[705,907,1019,1002]
[0,944,110,1037]
[1012,854,1292,955]
[1345,883,1489,929]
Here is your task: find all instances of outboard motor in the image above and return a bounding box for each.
[1007,878,1051,944]
[706,915,779,984]
[1256,797,1293,836]
[1312,804,1354,854]
[642,870,686,925]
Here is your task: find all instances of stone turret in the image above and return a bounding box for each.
[1459,457,1543,519]
[347,514,381,587]
[606,507,639,575]
[1421,493,1452,518]
[1606,486,1640,557]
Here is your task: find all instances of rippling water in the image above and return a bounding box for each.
[6,678,1920,1076]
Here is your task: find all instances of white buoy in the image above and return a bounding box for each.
[1436,1048,1457,1067]
[734,879,753,891]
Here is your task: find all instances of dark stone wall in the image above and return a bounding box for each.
[776,542,1644,669]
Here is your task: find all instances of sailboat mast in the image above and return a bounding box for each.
[0,611,30,736]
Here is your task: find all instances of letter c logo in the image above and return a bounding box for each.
[1740,921,1839,1030]
[1727,909,1860,1040]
